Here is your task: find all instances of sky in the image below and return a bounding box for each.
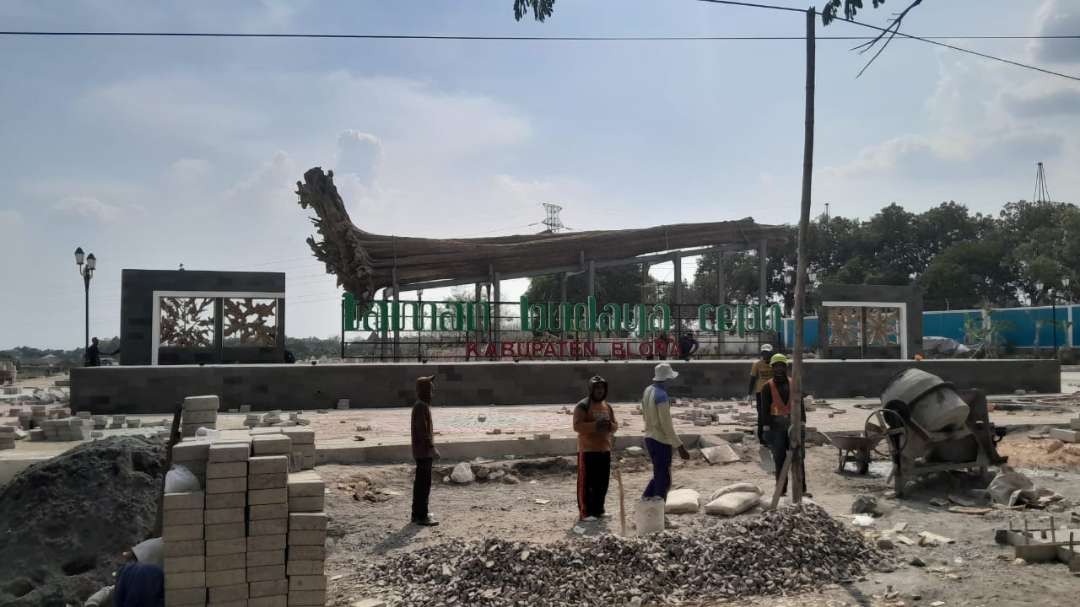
[1,0,1079,349]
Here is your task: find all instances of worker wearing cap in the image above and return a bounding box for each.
[641,363,690,500]
[747,344,775,439]
[573,375,618,521]
[411,375,440,526]
[758,353,807,493]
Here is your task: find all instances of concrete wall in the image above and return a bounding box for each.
[121,269,286,365]
[71,359,1060,414]
[816,284,923,360]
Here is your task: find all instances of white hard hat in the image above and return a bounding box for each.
[760,344,774,352]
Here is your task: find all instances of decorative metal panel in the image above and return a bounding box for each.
[223,298,278,346]
[827,307,861,346]
[159,297,214,347]
[865,307,900,346]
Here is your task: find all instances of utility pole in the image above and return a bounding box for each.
[1034,162,1052,203]
[774,6,816,507]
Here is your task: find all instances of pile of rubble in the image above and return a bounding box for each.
[360,504,886,606]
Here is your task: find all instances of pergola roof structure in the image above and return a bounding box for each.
[297,167,788,306]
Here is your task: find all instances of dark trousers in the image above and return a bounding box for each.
[412,458,433,520]
[767,417,806,493]
[642,437,673,500]
[577,451,611,519]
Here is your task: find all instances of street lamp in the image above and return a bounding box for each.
[75,247,96,357]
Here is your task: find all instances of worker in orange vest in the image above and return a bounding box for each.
[757,353,807,495]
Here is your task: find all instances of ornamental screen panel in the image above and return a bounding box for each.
[159,297,215,348]
[223,298,278,347]
[827,307,862,347]
[865,307,900,346]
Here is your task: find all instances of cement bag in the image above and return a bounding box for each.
[635,497,665,536]
[708,483,762,503]
[450,462,475,484]
[164,464,201,493]
[132,537,163,567]
[988,466,1034,506]
[665,488,700,514]
[911,388,969,432]
[704,491,760,516]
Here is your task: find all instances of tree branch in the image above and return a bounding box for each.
[851,0,924,77]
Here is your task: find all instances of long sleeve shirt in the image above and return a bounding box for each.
[411,400,436,460]
[641,382,682,447]
[756,378,806,435]
[573,399,618,452]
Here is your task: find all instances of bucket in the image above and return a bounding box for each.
[634,497,665,536]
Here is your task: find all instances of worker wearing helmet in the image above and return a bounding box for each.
[758,353,807,494]
[747,343,775,438]
[573,375,618,521]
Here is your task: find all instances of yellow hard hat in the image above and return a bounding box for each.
[769,353,789,366]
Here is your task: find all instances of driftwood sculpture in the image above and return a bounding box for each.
[297,167,785,306]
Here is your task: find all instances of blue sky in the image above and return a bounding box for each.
[1,0,1078,348]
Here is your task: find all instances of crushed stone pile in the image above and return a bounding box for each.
[361,504,886,606]
[0,435,166,607]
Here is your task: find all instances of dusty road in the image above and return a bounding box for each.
[318,431,1080,607]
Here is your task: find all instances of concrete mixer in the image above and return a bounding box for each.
[865,368,1007,496]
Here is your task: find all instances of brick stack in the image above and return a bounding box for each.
[182,395,220,438]
[39,417,85,441]
[164,490,206,607]
[0,425,14,450]
[30,405,46,428]
[206,442,251,606]
[283,429,316,472]
[248,451,290,606]
[287,471,327,606]
[172,441,211,488]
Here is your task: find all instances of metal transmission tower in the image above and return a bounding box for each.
[541,203,566,233]
[1034,162,1052,203]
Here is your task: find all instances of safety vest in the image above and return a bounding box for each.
[767,379,793,417]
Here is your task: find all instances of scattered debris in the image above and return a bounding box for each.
[917,531,955,546]
[851,495,881,517]
[450,462,475,484]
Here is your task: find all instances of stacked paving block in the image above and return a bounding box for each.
[30,405,47,428]
[248,451,290,606]
[182,395,220,438]
[1050,427,1080,443]
[92,415,108,430]
[109,415,126,430]
[164,490,206,607]
[39,417,85,441]
[0,425,15,450]
[207,442,251,606]
[172,441,211,494]
[287,471,327,606]
[283,429,316,472]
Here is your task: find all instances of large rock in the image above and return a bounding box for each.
[450,462,475,484]
[665,489,701,514]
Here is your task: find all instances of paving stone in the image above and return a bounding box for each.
[164,524,204,542]
[246,549,285,567]
[164,571,206,590]
[183,395,221,411]
[1049,428,1080,443]
[171,442,210,462]
[205,491,246,510]
[207,581,249,602]
[184,409,218,424]
[208,442,251,463]
[249,579,288,598]
[285,560,324,576]
[249,503,288,520]
[252,434,292,456]
[287,530,326,547]
[247,595,287,607]
[207,462,248,479]
[247,534,286,553]
[206,601,246,607]
[288,512,328,531]
[204,508,245,525]
[163,539,204,558]
[282,428,315,444]
[288,575,326,592]
[249,455,289,476]
[205,538,247,556]
[246,564,286,582]
[287,546,325,561]
[248,518,288,536]
[206,568,246,588]
[164,491,205,511]
[207,477,247,494]
[165,586,208,606]
[164,508,204,527]
[287,471,324,497]
[206,552,245,571]
[249,472,289,490]
[287,496,324,512]
[164,555,205,574]
[287,590,326,606]
[249,488,287,506]
[205,522,246,541]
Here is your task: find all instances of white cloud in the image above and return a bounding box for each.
[225,150,298,211]
[167,158,212,184]
[1031,1,1080,64]
[52,196,133,223]
[1001,87,1080,117]
[335,130,382,187]
[0,209,23,231]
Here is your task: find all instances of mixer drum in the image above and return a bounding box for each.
[881,368,970,432]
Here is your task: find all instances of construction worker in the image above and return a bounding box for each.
[747,344,775,440]
[411,375,440,526]
[757,353,807,494]
[573,375,618,521]
[641,363,690,500]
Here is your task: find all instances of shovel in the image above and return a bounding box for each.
[758,444,775,473]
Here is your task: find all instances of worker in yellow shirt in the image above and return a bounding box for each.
[746,344,774,440]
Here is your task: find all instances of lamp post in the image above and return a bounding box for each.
[75,247,96,357]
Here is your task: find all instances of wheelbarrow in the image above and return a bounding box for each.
[826,426,887,475]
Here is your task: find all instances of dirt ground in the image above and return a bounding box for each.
[320,433,1080,607]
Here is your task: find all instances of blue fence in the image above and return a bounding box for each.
[783,304,1079,352]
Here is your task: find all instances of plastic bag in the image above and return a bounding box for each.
[132,537,163,567]
[635,497,665,536]
[450,462,475,484]
[164,464,201,493]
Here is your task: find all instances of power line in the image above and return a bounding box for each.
[0,29,1076,42]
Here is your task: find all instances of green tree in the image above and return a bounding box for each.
[523,265,654,304]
